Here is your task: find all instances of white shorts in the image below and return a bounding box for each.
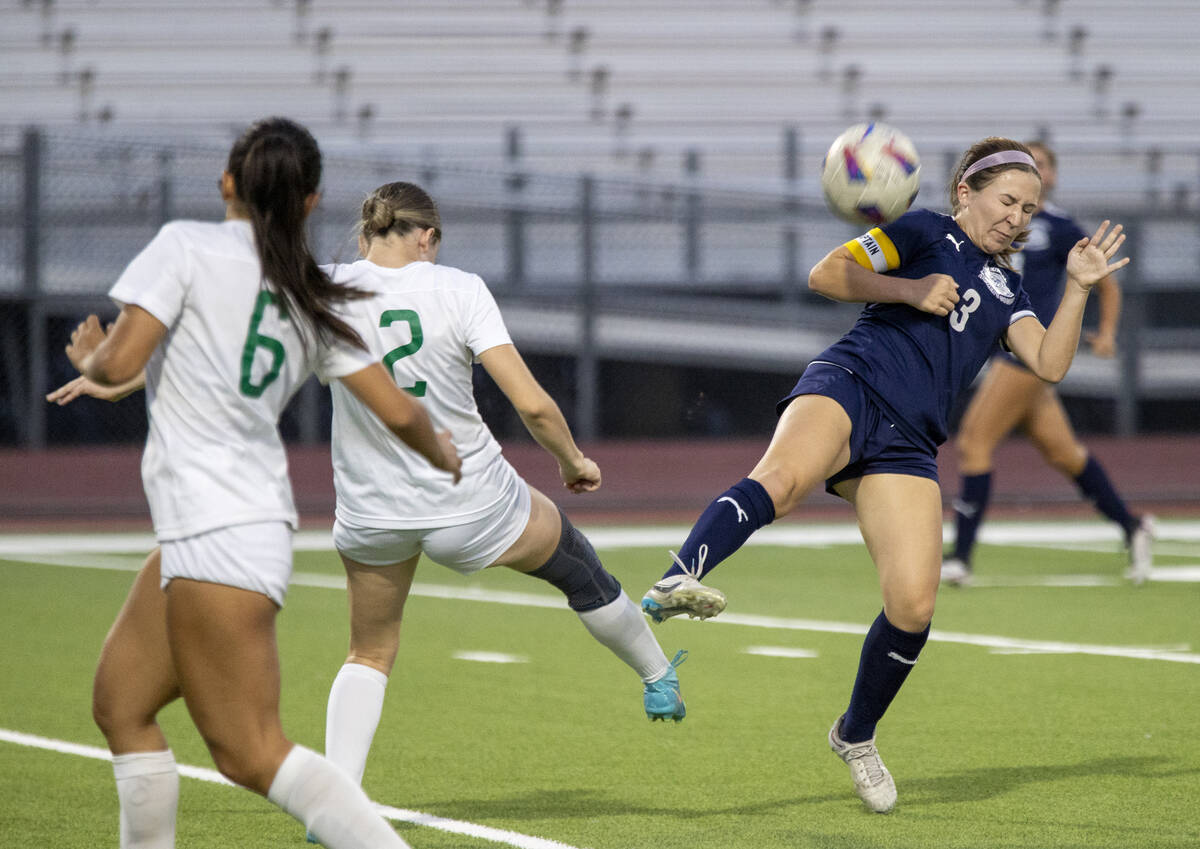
[332,470,532,575]
[160,521,293,607]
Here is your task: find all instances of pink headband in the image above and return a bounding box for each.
[961,150,1038,182]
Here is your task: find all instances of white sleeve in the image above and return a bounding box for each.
[465,276,513,360]
[313,298,381,383]
[107,223,189,328]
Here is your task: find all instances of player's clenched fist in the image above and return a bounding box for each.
[908,274,960,316]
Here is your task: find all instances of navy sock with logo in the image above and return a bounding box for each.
[661,478,775,581]
[951,472,992,565]
[840,610,931,743]
[1074,456,1138,539]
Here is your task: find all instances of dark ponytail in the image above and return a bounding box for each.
[226,117,369,351]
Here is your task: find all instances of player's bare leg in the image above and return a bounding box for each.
[93,548,183,848]
[828,473,942,812]
[643,395,851,622]
[943,359,1040,584]
[1024,384,1153,582]
[166,578,410,848]
[94,548,179,753]
[321,554,419,793]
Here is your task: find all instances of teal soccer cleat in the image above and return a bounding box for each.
[644,650,688,722]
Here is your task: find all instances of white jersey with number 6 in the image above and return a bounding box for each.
[109,219,376,541]
[326,260,512,528]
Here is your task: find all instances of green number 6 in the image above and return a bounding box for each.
[239,290,287,398]
[380,309,427,397]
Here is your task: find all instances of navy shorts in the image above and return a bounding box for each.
[777,362,939,496]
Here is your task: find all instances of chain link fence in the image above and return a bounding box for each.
[3,126,1199,449]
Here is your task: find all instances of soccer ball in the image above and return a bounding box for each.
[820,123,921,227]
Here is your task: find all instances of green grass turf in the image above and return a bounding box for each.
[1,527,1198,848]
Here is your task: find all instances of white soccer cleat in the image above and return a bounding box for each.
[641,574,726,623]
[641,548,727,623]
[829,715,897,814]
[1125,514,1155,586]
[940,558,972,587]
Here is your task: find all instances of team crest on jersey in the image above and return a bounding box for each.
[978,265,1015,305]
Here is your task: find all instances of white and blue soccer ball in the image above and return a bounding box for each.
[820,122,921,227]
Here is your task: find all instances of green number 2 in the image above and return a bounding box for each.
[380,309,427,397]
[239,290,287,398]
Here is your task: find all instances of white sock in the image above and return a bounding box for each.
[267,744,409,849]
[326,662,388,785]
[112,749,178,849]
[577,590,670,682]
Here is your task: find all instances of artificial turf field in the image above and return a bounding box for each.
[1,520,1198,849]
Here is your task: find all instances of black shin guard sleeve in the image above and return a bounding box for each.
[526,509,621,612]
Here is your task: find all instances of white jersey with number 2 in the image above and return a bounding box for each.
[109,219,376,541]
[327,259,513,529]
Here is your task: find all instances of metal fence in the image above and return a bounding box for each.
[2,126,1199,448]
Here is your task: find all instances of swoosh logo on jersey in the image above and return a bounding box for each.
[717,496,749,523]
[945,233,965,252]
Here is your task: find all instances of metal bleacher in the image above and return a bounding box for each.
[5,0,1200,187]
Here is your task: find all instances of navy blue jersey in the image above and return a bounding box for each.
[1011,202,1087,324]
[814,208,1036,451]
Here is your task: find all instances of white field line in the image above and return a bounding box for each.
[1143,566,1200,582]
[744,646,819,659]
[1025,540,1200,557]
[0,729,586,849]
[452,651,529,664]
[2,519,1199,556]
[15,554,1200,590]
[3,522,1200,666]
[968,574,1120,587]
[702,611,1200,664]
[8,555,1200,665]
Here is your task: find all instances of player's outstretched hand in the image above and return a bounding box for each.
[1067,220,1130,291]
[46,372,145,405]
[909,273,960,316]
[561,455,601,494]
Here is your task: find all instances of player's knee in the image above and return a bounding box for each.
[1041,443,1085,476]
[92,679,149,740]
[206,737,284,794]
[888,590,935,632]
[526,510,621,612]
[767,483,802,516]
[210,751,262,793]
[748,469,800,516]
[953,431,988,468]
[91,689,120,740]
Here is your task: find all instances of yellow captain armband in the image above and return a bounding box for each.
[845,227,899,273]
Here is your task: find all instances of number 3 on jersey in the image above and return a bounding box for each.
[949,287,981,332]
[381,309,427,397]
